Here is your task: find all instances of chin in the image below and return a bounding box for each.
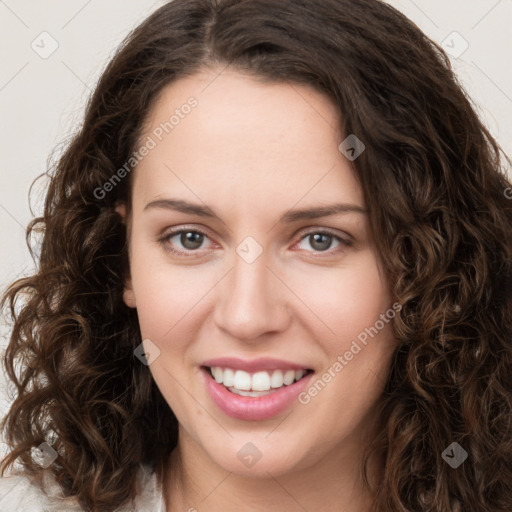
[204,436,311,478]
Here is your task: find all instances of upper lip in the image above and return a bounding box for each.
[202,357,312,373]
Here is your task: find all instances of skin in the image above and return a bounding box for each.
[117,67,398,512]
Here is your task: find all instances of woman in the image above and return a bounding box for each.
[1,0,511,510]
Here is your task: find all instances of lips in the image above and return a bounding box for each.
[202,356,311,373]
[200,357,315,421]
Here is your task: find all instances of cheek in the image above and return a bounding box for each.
[301,252,395,396]
[294,251,392,343]
[128,233,213,339]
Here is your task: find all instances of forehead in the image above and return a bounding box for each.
[132,68,364,214]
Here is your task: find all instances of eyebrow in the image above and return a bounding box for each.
[143,198,367,223]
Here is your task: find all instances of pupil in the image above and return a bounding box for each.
[311,233,331,251]
[181,231,203,250]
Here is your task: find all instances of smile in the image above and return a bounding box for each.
[207,366,312,396]
[200,358,315,421]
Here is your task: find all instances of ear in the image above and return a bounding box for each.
[115,202,137,308]
[123,278,137,308]
[115,202,126,221]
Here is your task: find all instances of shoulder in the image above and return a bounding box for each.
[129,463,166,512]
[0,470,81,511]
[0,464,164,512]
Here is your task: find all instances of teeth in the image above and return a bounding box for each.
[270,370,284,388]
[223,368,235,387]
[283,370,295,385]
[295,369,305,381]
[252,371,271,391]
[209,367,308,392]
[213,367,223,383]
[233,370,252,390]
[230,388,274,397]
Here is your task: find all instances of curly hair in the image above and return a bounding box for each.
[2,0,511,510]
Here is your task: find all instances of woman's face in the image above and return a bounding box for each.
[121,67,398,478]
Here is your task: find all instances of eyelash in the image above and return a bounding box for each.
[157,226,353,258]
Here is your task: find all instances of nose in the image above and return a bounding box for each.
[213,249,291,342]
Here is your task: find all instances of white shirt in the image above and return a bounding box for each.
[0,463,166,511]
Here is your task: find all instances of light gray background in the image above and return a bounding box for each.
[1,0,511,451]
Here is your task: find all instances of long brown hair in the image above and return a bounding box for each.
[2,0,511,510]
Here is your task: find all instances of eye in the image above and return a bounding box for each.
[294,230,352,254]
[158,228,213,256]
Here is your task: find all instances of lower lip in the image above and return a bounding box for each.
[201,367,314,421]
